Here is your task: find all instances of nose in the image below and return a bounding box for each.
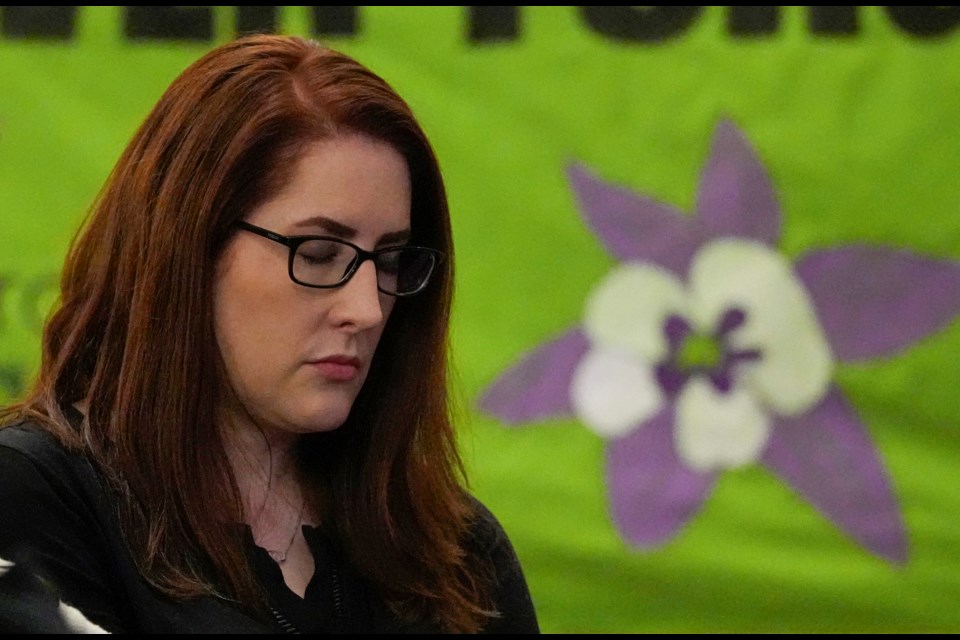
[327,259,385,331]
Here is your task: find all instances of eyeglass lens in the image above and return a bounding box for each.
[293,239,435,294]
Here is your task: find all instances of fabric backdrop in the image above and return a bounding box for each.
[1,6,958,632]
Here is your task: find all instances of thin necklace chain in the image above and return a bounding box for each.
[264,498,305,564]
[233,433,306,564]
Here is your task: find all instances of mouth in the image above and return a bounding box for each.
[309,355,363,382]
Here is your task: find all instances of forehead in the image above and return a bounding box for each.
[247,135,412,239]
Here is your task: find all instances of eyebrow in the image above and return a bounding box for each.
[292,215,411,246]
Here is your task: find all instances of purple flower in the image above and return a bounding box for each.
[479,120,960,564]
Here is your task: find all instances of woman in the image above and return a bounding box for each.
[0,34,539,633]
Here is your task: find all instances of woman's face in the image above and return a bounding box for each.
[214,135,411,437]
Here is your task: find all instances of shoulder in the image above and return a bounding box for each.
[0,421,71,458]
[466,495,512,555]
[0,422,121,633]
[465,496,541,634]
[0,422,95,494]
[0,418,118,536]
[464,496,527,586]
[0,420,117,562]
[0,420,109,536]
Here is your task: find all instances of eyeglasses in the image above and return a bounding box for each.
[234,220,443,297]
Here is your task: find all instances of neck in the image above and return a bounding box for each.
[224,421,298,480]
[221,416,311,566]
[220,413,303,522]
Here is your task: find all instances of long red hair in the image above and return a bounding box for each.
[2,35,493,632]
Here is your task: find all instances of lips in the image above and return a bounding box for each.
[310,355,362,382]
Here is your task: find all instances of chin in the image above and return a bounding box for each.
[291,400,354,434]
[302,417,349,434]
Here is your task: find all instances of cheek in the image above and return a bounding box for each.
[213,252,290,390]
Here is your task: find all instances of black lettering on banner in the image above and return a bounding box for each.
[580,6,705,43]
[0,6,76,39]
[237,6,279,36]
[468,6,520,43]
[124,6,213,41]
[886,6,960,37]
[809,6,858,36]
[310,6,358,37]
[728,6,780,37]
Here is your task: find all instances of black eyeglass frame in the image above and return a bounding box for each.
[233,220,444,297]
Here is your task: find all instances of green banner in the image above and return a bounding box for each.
[2,6,960,633]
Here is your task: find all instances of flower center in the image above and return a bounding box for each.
[655,307,761,396]
[676,333,723,372]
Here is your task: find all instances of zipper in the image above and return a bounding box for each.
[270,606,300,634]
[331,563,346,625]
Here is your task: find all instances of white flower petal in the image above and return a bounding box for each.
[570,347,664,438]
[675,377,770,472]
[583,263,687,362]
[688,239,833,416]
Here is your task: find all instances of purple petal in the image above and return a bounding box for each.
[695,119,781,245]
[606,407,716,548]
[762,386,908,564]
[654,362,688,397]
[796,246,960,362]
[477,328,588,424]
[715,306,747,336]
[707,370,733,394]
[567,162,701,275]
[663,314,692,349]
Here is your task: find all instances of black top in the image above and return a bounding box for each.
[0,422,540,634]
